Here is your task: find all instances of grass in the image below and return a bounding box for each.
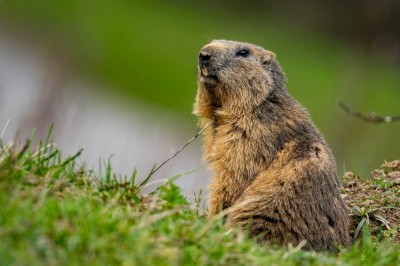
[1,131,400,265]
[342,165,400,245]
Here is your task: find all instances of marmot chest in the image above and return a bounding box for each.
[205,121,267,181]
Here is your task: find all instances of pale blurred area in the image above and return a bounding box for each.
[0,1,399,197]
[0,33,209,197]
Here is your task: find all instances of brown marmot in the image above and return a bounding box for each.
[193,40,350,251]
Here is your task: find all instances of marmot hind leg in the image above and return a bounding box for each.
[227,168,350,251]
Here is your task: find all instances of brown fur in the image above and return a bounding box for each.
[193,40,350,251]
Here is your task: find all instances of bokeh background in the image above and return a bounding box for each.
[0,1,399,197]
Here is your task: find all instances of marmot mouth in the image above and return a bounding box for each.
[199,67,218,84]
[200,74,218,84]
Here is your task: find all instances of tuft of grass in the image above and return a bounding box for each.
[1,132,400,265]
[343,165,400,245]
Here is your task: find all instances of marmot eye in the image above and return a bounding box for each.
[236,49,250,57]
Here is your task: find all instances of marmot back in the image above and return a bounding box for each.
[194,40,350,251]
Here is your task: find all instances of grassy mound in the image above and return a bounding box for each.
[1,133,400,265]
[343,160,400,243]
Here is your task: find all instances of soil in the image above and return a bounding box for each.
[342,160,400,244]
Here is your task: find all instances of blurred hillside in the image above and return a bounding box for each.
[0,0,399,176]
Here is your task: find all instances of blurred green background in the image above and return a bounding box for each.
[1,0,399,175]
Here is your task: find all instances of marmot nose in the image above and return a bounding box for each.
[199,52,211,65]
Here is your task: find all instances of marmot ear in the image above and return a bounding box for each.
[262,51,275,65]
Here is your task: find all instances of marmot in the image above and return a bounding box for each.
[193,40,350,251]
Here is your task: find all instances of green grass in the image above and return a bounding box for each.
[1,132,400,265]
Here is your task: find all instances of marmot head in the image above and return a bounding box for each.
[198,40,286,111]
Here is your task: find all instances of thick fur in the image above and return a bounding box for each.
[193,40,350,251]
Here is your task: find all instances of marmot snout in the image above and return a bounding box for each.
[194,39,350,251]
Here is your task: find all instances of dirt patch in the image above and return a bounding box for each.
[343,160,400,244]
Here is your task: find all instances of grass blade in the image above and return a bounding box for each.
[374,215,390,230]
[139,164,156,188]
[354,216,367,240]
